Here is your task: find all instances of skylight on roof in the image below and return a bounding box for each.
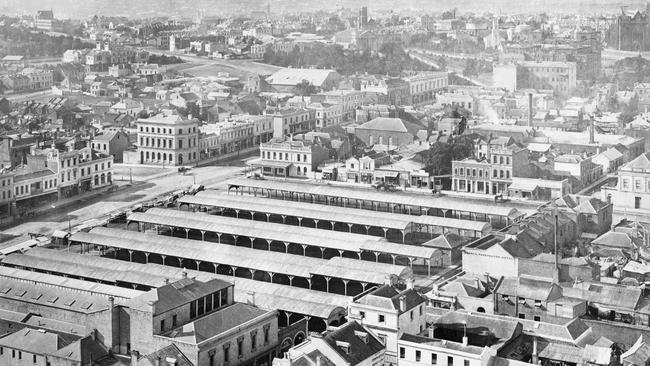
[0,287,10,294]
[64,299,75,306]
[48,296,59,303]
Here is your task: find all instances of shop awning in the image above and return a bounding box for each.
[248,159,293,169]
[375,170,400,178]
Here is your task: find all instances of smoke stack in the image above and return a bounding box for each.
[399,295,406,312]
[532,336,539,364]
[406,278,414,289]
[589,116,595,144]
[428,325,435,338]
[528,93,533,127]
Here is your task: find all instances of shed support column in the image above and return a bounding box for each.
[128,250,133,262]
[314,219,319,229]
[213,263,218,273]
[200,230,205,241]
[284,242,289,253]
[269,272,275,282]
[408,257,414,268]
[286,312,292,326]
[231,266,237,277]
[195,260,201,270]
[250,269,256,279]
[281,215,286,224]
[250,237,254,247]
[307,278,312,289]
[184,228,189,239]
[361,282,368,291]
[217,233,222,243]
[343,280,349,296]
[266,239,272,251]
[320,247,325,259]
[325,276,331,293]
[297,217,302,227]
[288,275,294,286]
[331,221,335,230]
[427,259,431,277]
[250,211,255,220]
[401,230,406,243]
[265,213,270,222]
[374,252,379,262]
[144,252,149,264]
[161,255,166,265]
[178,258,183,268]
[233,235,239,245]
[365,225,370,235]
[301,244,307,256]
[347,223,353,233]
[382,227,388,238]
[391,254,397,265]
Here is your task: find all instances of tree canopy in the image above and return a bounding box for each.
[262,43,434,76]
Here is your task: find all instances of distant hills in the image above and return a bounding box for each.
[2,0,649,19]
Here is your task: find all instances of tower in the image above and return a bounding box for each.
[358,7,368,29]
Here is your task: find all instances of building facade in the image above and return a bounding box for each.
[136,110,200,166]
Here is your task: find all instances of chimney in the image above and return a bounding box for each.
[182,269,188,279]
[428,325,435,338]
[247,291,255,305]
[316,356,322,366]
[165,357,177,366]
[108,296,114,310]
[399,295,407,312]
[406,278,414,289]
[154,357,161,366]
[528,93,533,127]
[532,336,539,364]
[462,334,468,346]
[589,116,595,144]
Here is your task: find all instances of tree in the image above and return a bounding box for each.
[295,80,317,96]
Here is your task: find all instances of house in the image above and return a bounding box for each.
[91,130,130,163]
[253,138,329,178]
[273,321,385,366]
[354,117,420,148]
[422,234,466,267]
[603,152,650,210]
[265,68,342,93]
[347,282,427,362]
[554,154,603,188]
[592,147,625,173]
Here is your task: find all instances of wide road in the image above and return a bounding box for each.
[2,164,245,236]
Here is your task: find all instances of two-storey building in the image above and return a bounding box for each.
[268,108,316,139]
[136,110,200,166]
[254,139,329,177]
[403,71,448,107]
[347,282,427,363]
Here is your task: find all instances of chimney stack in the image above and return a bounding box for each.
[532,336,539,364]
[589,115,595,144]
[399,295,406,312]
[182,269,188,279]
[316,355,322,366]
[528,93,533,127]
[428,325,435,338]
[406,278,414,290]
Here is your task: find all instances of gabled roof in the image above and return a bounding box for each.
[497,276,562,301]
[621,152,650,171]
[321,321,385,366]
[423,234,465,249]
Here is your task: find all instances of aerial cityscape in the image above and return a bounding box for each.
[3,1,650,366]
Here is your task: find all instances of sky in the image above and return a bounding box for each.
[1,0,648,19]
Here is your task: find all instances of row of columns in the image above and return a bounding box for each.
[111,245,372,296]
[231,185,510,227]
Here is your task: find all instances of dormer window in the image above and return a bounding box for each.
[336,341,351,354]
[354,330,368,344]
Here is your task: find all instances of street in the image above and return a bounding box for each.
[1,164,246,236]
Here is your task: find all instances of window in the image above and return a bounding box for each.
[416,350,422,362]
[160,319,165,332]
[378,334,386,345]
[399,347,405,359]
[534,316,541,322]
[251,331,257,350]
[464,360,470,366]
[518,313,526,319]
[172,315,177,327]
[420,305,423,315]
[448,356,453,366]
[12,349,15,358]
[237,338,243,357]
[264,325,270,344]
[410,310,414,320]
[622,178,630,190]
[34,354,37,363]
[359,311,365,318]
[378,314,385,323]
[432,353,437,365]
[19,351,22,360]
[224,345,230,363]
[190,301,197,319]
[636,180,643,190]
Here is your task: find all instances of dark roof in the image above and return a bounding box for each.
[434,311,521,341]
[321,321,385,366]
[132,278,232,316]
[143,344,192,366]
[355,285,426,314]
